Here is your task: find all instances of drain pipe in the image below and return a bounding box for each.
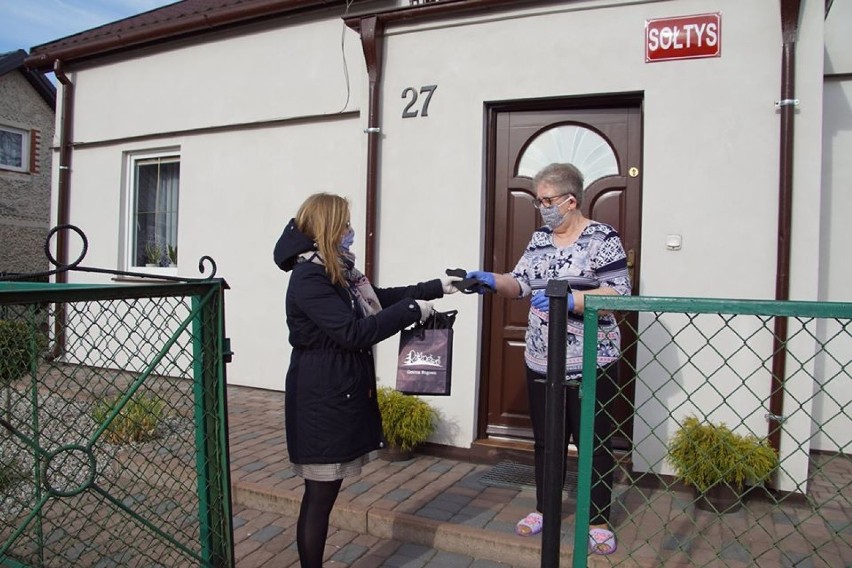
[53,60,74,280]
[768,0,802,450]
[357,16,384,282]
[51,60,74,359]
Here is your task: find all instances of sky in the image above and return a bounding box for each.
[0,0,177,55]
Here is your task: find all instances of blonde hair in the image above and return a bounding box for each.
[294,193,350,286]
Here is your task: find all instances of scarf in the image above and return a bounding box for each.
[299,250,382,317]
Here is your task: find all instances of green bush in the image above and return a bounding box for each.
[377,386,435,452]
[667,415,779,493]
[92,394,166,445]
[0,320,44,386]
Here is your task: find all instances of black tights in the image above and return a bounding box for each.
[297,478,343,568]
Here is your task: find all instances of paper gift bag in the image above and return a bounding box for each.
[396,310,457,396]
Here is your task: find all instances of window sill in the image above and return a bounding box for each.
[0,167,31,175]
[112,266,179,283]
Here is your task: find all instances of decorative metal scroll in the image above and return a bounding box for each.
[0,224,218,283]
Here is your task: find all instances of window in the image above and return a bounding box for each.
[517,124,618,188]
[127,151,180,268]
[0,125,30,172]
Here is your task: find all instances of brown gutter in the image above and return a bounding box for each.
[768,0,802,450]
[344,0,541,32]
[51,60,74,359]
[24,0,355,71]
[358,16,384,282]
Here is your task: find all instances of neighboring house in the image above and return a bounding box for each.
[0,50,56,275]
[23,0,851,486]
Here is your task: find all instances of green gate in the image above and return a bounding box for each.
[0,278,233,567]
[568,295,852,567]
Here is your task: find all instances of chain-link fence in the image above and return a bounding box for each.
[0,280,232,568]
[561,295,852,568]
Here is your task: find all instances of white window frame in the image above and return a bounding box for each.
[122,148,181,273]
[0,124,30,173]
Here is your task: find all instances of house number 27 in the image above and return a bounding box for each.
[401,85,437,118]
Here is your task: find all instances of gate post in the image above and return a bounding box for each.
[192,281,234,568]
[541,280,571,568]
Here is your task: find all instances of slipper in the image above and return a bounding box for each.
[588,527,617,555]
[515,512,543,536]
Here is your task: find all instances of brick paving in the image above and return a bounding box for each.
[228,385,852,568]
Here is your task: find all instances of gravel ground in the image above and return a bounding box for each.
[1,389,193,524]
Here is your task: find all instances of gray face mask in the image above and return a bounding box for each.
[540,205,566,230]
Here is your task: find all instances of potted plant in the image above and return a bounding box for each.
[145,241,163,267]
[167,244,178,266]
[376,386,435,461]
[667,415,779,512]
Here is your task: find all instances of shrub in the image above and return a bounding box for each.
[92,394,165,445]
[667,415,779,493]
[0,320,44,386]
[376,386,435,452]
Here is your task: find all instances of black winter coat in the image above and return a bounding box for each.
[273,219,443,464]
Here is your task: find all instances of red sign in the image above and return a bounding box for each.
[645,13,721,63]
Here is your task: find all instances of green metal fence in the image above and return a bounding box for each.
[569,295,852,567]
[0,280,233,568]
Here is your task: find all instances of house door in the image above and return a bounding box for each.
[483,99,643,449]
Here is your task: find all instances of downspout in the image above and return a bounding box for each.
[768,0,802,450]
[52,60,74,358]
[358,16,384,282]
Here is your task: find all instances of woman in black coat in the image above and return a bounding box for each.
[273,193,456,567]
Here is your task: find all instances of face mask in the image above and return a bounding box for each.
[340,228,355,250]
[540,205,566,230]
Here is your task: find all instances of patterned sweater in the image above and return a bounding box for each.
[510,222,632,377]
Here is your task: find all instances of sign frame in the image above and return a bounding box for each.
[645,12,722,63]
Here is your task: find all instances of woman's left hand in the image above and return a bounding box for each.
[530,292,577,313]
[530,293,549,311]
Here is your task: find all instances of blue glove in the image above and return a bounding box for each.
[531,293,549,311]
[531,292,575,313]
[466,271,496,294]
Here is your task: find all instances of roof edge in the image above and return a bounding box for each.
[1,50,57,109]
[25,0,348,71]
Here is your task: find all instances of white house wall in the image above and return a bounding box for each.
[370,0,828,460]
[54,15,368,393]
[813,0,852,453]
[814,77,852,452]
[68,16,365,142]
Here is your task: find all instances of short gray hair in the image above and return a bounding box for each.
[532,163,585,207]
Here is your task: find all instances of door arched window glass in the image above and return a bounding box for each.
[517,125,618,188]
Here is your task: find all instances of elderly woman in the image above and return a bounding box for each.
[467,162,631,555]
[273,192,457,568]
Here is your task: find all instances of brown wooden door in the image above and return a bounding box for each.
[482,99,643,449]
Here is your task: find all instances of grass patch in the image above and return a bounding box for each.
[92,394,166,445]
